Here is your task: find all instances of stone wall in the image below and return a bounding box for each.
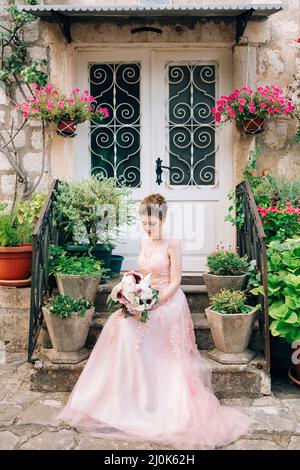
[0,0,299,204]
[0,286,31,352]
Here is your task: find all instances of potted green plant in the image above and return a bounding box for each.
[0,203,33,285]
[205,289,258,364]
[54,175,135,269]
[17,83,109,137]
[42,295,94,363]
[49,247,109,302]
[203,246,249,299]
[265,237,300,385]
[211,85,295,135]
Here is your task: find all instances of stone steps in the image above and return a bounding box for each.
[87,312,263,352]
[28,351,270,398]
[33,276,270,398]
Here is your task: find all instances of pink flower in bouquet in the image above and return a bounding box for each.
[107,271,159,322]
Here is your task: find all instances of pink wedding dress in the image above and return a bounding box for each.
[58,237,253,449]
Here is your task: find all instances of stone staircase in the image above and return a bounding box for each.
[29,274,271,398]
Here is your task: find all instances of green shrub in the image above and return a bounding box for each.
[15,192,47,226]
[211,289,252,314]
[45,295,92,319]
[54,175,136,248]
[253,176,300,207]
[207,247,248,275]
[0,204,32,247]
[48,246,107,276]
[267,237,300,343]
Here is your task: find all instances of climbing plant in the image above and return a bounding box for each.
[0,0,49,204]
[225,142,261,230]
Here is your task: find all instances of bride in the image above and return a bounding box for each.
[58,193,253,449]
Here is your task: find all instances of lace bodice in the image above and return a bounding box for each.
[137,238,171,288]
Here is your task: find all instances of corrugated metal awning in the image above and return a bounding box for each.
[17,3,287,43]
[18,3,286,17]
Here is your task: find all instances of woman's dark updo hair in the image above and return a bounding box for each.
[139,193,168,221]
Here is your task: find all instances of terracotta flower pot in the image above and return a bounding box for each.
[237,118,265,135]
[0,244,32,282]
[56,119,77,137]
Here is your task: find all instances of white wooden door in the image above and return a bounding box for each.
[75,48,233,272]
[150,50,233,271]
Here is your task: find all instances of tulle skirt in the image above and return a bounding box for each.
[57,287,253,449]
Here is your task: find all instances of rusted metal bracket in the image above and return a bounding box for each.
[51,10,72,43]
[236,8,254,43]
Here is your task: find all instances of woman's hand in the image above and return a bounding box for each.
[151,292,167,310]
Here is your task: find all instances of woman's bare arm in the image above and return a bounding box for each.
[156,239,182,305]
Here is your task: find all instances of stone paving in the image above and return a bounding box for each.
[0,353,300,450]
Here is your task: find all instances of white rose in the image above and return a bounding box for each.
[111,283,122,302]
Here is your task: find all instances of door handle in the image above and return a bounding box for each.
[155,157,171,186]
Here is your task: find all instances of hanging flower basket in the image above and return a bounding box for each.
[237,118,265,135]
[211,85,295,136]
[16,83,110,138]
[56,119,77,137]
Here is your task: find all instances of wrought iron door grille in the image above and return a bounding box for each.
[166,62,216,187]
[90,63,141,187]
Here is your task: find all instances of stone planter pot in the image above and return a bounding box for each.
[0,244,32,286]
[55,274,102,303]
[203,272,248,300]
[42,306,95,363]
[205,305,258,364]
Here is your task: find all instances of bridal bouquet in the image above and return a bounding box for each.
[107,271,159,322]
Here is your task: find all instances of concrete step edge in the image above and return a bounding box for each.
[92,312,260,331]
